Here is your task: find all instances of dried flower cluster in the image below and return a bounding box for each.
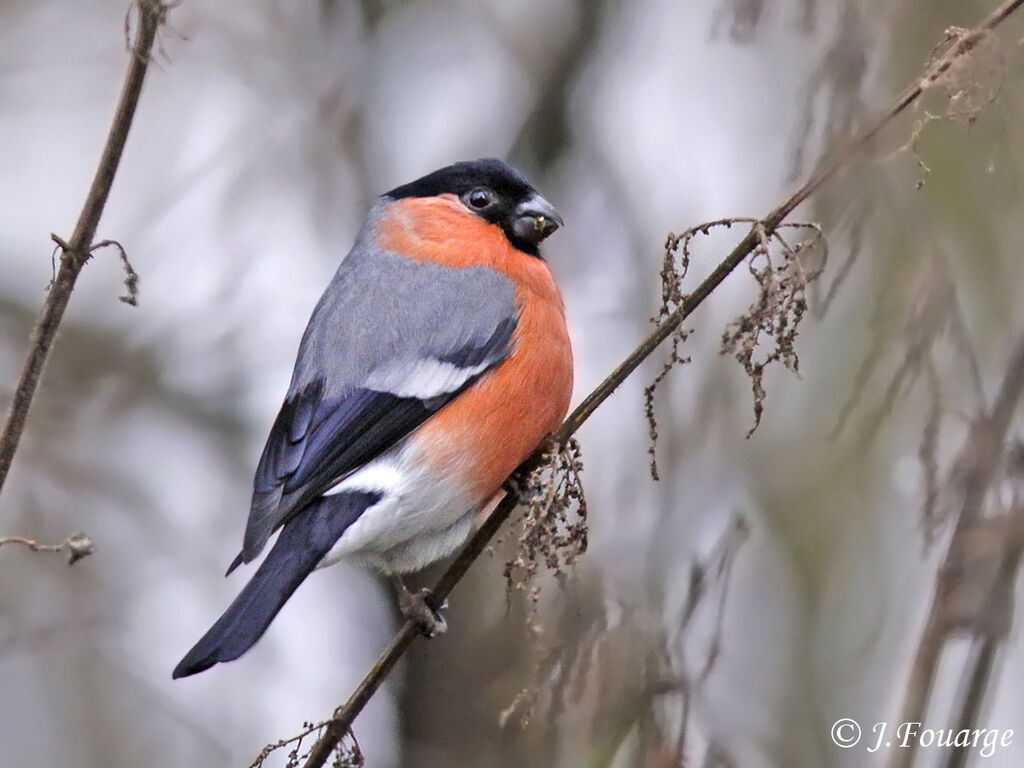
[719,221,827,436]
[250,722,362,768]
[645,218,826,455]
[642,226,705,479]
[904,26,1009,187]
[503,438,588,606]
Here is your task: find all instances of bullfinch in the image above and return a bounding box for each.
[173,158,572,678]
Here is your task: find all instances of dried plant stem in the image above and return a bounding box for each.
[0,0,167,494]
[0,536,67,554]
[0,532,95,565]
[943,519,1024,768]
[887,336,1024,768]
[294,3,1024,765]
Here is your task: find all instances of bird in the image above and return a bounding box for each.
[173,158,573,678]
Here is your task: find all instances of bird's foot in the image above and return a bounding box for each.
[391,576,447,637]
[502,472,532,503]
[400,588,448,637]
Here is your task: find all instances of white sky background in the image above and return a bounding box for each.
[4,1,1024,767]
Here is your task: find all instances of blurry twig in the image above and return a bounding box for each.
[943,508,1024,768]
[670,514,748,763]
[0,532,95,565]
[886,335,1024,768]
[292,2,1024,765]
[684,515,749,686]
[0,0,170,494]
[499,511,748,766]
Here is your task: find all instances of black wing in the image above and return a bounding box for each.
[228,315,517,572]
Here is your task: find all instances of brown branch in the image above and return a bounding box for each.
[887,335,1024,768]
[293,1,1024,765]
[942,510,1024,768]
[0,532,95,565]
[0,0,169,494]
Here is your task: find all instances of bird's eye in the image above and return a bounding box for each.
[466,188,496,210]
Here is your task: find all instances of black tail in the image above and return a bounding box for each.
[173,490,378,678]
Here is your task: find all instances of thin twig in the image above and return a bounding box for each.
[0,532,95,565]
[0,0,168,493]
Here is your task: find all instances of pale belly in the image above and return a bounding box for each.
[316,439,481,574]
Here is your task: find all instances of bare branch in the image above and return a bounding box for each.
[0,0,170,493]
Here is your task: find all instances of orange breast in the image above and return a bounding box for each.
[378,195,574,499]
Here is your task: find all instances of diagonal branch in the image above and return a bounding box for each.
[942,504,1024,768]
[296,1,1024,765]
[886,334,1024,768]
[0,0,171,494]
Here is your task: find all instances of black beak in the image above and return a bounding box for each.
[512,194,564,245]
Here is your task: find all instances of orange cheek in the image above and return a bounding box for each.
[376,195,567,308]
[376,195,504,269]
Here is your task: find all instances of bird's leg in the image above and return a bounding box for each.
[390,574,447,638]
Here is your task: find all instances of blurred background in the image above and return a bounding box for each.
[2,0,1024,766]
